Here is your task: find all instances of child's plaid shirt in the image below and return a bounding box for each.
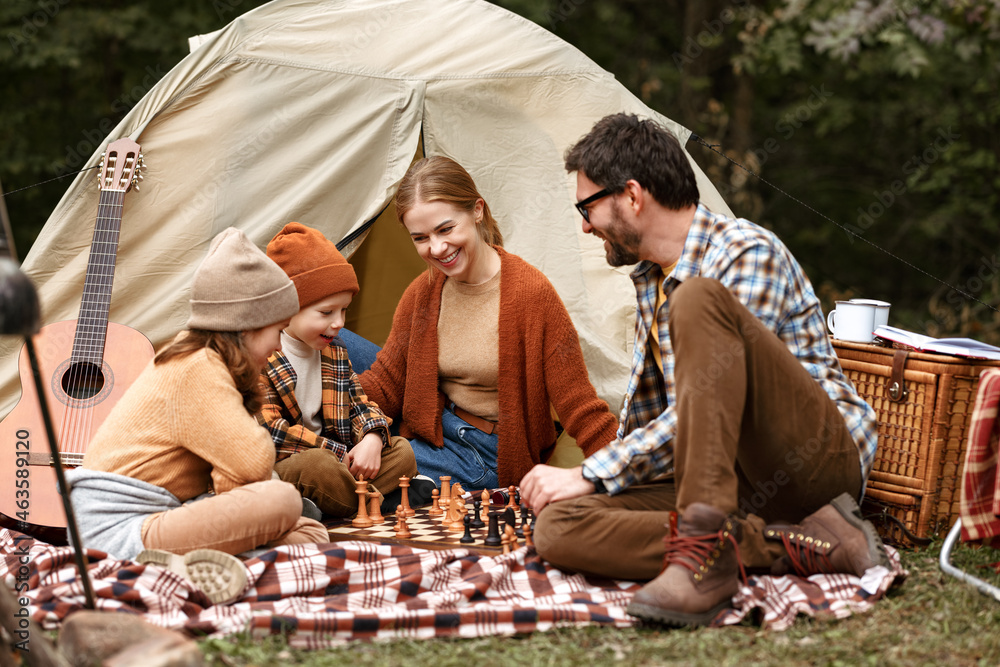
[257,338,391,462]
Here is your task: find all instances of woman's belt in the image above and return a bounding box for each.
[450,404,498,435]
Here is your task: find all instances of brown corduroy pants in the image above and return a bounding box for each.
[274,435,417,517]
[535,277,862,580]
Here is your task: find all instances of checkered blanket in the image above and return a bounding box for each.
[1,528,904,643]
[960,368,1000,546]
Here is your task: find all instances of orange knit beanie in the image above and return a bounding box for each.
[266,222,359,308]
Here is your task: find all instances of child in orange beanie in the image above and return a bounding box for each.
[258,222,418,517]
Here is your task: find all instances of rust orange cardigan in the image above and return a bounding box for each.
[359,248,618,486]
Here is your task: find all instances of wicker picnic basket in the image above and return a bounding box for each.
[833,340,1000,546]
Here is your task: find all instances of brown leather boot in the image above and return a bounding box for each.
[766,492,890,577]
[626,503,745,627]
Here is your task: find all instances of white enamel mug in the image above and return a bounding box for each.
[849,298,891,329]
[827,300,877,343]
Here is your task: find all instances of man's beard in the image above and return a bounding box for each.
[603,201,641,267]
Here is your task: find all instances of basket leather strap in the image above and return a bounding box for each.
[888,348,910,402]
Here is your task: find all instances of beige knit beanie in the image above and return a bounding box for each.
[266,222,359,308]
[187,227,300,331]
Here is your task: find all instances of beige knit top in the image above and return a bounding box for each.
[437,269,501,422]
[82,344,275,502]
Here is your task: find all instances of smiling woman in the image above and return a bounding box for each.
[354,156,619,491]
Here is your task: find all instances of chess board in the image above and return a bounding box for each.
[325,503,523,555]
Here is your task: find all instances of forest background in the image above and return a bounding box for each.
[1,0,998,342]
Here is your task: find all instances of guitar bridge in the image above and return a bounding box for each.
[27,451,85,467]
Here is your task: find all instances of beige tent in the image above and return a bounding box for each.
[0,0,732,422]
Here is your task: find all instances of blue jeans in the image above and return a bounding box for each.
[410,408,499,492]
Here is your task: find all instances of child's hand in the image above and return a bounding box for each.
[346,432,383,481]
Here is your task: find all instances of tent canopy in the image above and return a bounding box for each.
[0,0,732,417]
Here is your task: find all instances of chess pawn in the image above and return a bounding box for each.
[394,505,412,538]
[459,514,475,544]
[480,489,490,522]
[504,524,517,551]
[506,485,517,511]
[523,518,534,549]
[352,479,373,528]
[428,488,443,517]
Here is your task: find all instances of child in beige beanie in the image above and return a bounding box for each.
[259,222,418,518]
[68,228,328,604]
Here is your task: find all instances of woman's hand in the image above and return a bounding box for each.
[346,432,384,481]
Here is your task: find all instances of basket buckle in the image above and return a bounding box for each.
[888,380,906,401]
[887,349,910,403]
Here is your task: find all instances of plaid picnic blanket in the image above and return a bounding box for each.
[960,368,1000,546]
[2,526,904,643]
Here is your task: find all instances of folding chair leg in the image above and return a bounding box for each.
[939,519,1000,603]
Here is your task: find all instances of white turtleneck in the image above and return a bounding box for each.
[279,331,324,434]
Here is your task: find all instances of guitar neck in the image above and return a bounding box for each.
[71,187,125,365]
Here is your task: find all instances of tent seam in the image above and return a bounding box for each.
[220,55,611,82]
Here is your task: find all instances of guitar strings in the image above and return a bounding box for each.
[60,165,125,460]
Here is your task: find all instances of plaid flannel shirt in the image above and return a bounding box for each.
[257,338,391,462]
[582,204,878,494]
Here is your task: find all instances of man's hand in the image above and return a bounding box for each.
[519,464,597,514]
[346,432,383,481]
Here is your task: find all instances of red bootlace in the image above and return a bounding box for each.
[779,533,836,576]
[660,515,748,585]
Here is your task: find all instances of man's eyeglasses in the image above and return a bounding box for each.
[574,188,614,223]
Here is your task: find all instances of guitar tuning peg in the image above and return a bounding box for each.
[133,185,140,192]
[137,173,144,180]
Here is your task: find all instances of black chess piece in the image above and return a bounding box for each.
[484,510,502,547]
[516,504,528,538]
[460,514,475,544]
[471,499,486,529]
[502,506,516,533]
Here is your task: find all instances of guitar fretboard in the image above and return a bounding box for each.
[70,187,125,365]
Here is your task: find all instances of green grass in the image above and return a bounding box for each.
[199,542,1000,667]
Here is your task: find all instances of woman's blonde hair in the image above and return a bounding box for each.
[155,330,264,413]
[395,156,503,247]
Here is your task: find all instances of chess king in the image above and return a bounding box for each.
[520,113,888,627]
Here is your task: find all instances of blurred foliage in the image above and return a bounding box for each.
[496,0,1000,342]
[0,0,272,259]
[2,0,998,341]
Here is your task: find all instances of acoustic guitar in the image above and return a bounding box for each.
[0,138,153,541]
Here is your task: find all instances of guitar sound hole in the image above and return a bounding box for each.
[61,362,106,400]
